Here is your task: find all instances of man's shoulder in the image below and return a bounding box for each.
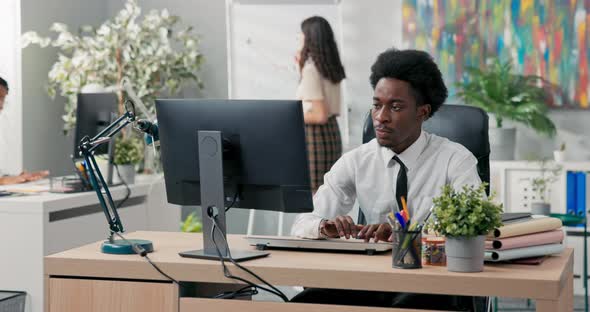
[425,132,475,159]
[349,138,380,154]
[339,139,380,163]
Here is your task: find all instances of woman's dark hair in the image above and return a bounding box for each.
[369,48,447,116]
[0,76,8,91]
[299,16,346,83]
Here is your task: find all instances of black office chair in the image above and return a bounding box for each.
[359,104,491,312]
[358,104,490,224]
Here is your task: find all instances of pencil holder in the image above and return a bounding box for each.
[49,175,90,193]
[392,229,422,269]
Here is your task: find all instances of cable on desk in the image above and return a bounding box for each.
[209,214,288,302]
[225,191,239,212]
[112,231,179,284]
[112,232,181,312]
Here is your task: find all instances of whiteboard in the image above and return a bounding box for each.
[227,0,342,101]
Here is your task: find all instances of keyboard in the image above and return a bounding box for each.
[244,235,392,255]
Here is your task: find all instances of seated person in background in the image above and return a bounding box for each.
[0,76,50,186]
[0,171,50,185]
[290,48,482,310]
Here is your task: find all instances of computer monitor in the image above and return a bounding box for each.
[74,93,118,184]
[156,99,314,261]
[74,93,118,156]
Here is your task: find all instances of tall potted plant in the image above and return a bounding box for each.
[456,58,556,160]
[21,0,204,133]
[430,183,503,272]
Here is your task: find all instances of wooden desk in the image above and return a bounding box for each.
[45,231,574,312]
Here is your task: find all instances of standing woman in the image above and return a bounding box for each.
[296,16,345,192]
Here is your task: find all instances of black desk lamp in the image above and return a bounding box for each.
[78,100,154,254]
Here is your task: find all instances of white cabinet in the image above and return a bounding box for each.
[0,175,181,312]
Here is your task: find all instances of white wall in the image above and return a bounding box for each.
[21,0,108,176]
[341,0,401,147]
[0,0,23,175]
[513,111,590,161]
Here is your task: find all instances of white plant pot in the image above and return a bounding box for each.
[553,150,565,162]
[80,83,107,93]
[114,164,136,184]
[445,235,486,272]
[488,128,516,160]
[531,202,551,216]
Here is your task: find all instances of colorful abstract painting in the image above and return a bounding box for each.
[402,0,590,109]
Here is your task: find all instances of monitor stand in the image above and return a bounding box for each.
[179,131,269,262]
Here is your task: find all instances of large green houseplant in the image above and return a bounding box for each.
[456,58,556,160]
[22,0,204,132]
[431,183,503,272]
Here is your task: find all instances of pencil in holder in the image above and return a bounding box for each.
[392,229,422,269]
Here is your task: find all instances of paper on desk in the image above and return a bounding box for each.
[488,217,562,239]
[484,243,564,262]
[485,229,564,250]
[4,185,50,193]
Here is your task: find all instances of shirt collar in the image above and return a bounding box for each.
[381,130,428,171]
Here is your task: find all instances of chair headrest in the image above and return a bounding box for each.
[362,104,490,159]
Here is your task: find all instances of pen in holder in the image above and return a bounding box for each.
[392,229,422,269]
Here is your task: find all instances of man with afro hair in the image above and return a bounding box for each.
[291,48,482,310]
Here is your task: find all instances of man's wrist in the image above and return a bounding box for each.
[318,219,328,238]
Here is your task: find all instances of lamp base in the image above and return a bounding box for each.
[101,239,154,254]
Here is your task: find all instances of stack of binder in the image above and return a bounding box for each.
[567,171,589,217]
[484,216,564,262]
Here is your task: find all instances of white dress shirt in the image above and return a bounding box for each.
[291,130,482,239]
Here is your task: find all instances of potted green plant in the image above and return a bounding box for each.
[21,0,204,133]
[430,183,503,272]
[554,142,566,162]
[530,159,562,215]
[455,58,556,160]
[113,135,144,184]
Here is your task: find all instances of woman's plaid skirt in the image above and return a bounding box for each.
[305,116,342,191]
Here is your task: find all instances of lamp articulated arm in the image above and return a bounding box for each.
[78,106,136,237]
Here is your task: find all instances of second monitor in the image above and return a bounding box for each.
[156,99,314,261]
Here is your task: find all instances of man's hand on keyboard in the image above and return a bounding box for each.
[320,216,364,239]
[357,223,392,243]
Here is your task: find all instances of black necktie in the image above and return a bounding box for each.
[393,155,407,212]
